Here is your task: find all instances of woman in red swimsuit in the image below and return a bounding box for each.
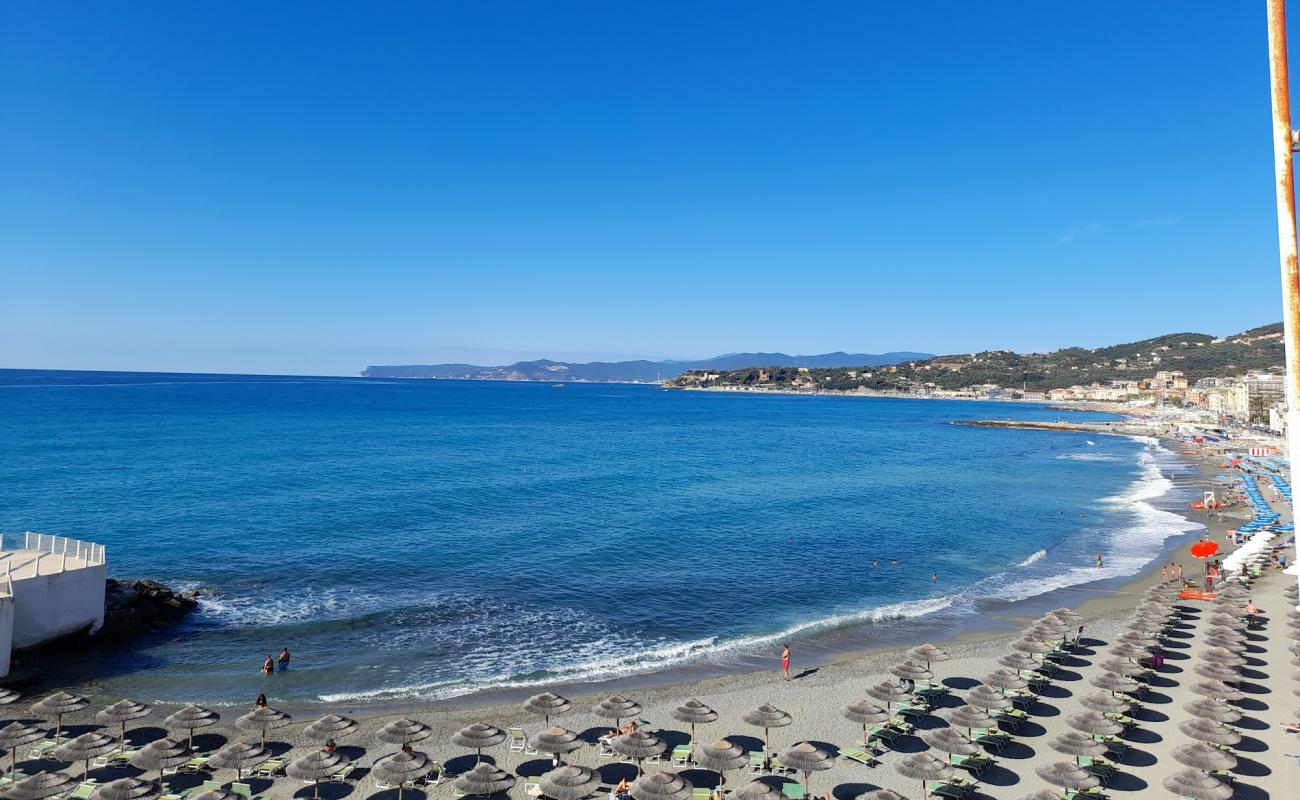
[781,644,790,681]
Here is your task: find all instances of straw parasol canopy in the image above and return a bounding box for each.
[208,740,270,781]
[695,739,746,794]
[908,643,950,671]
[1190,680,1243,701]
[376,717,433,746]
[235,706,292,747]
[129,738,190,782]
[629,771,693,800]
[95,700,152,749]
[372,749,430,800]
[1161,768,1232,800]
[920,727,978,756]
[733,781,784,800]
[942,705,993,736]
[1097,658,1146,677]
[1016,792,1063,800]
[286,750,345,800]
[894,752,953,798]
[1079,693,1130,715]
[1090,672,1140,694]
[187,790,237,800]
[1203,636,1247,653]
[30,692,89,738]
[998,652,1041,672]
[52,731,118,781]
[1035,761,1099,793]
[888,661,933,682]
[451,723,507,763]
[843,699,890,739]
[6,771,75,800]
[741,704,792,751]
[963,685,1012,710]
[304,713,358,741]
[857,791,910,800]
[593,695,643,727]
[1178,719,1241,746]
[533,725,583,765]
[1172,742,1237,772]
[538,765,600,800]
[1011,638,1052,655]
[1182,699,1242,724]
[97,777,162,800]
[523,692,573,726]
[1193,662,1240,683]
[780,742,834,794]
[1065,711,1123,737]
[0,723,46,774]
[1109,642,1149,660]
[1201,647,1246,667]
[1049,732,1106,764]
[162,704,220,749]
[982,669,1028,691]
[1116,631,1158,647]
[610,730,667,775]
[670,698,718,747]
[1050,607,1083,625]
[452,762,517,798]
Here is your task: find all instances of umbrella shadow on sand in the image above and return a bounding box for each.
[1131,707,1169,724]
[830,784,877,800]
[577,727,611,744]
[368,790,426,800]
[190,733,228,753]
[444,755,482,775]
[517,758,561,778]
[1034,684,1071,700]
[995,741,1035,760]
[1047,668,1082,682]
[126,726,168,747]
[1231,754,1274,779]
[1104,772,1149,793]
[941,677,979,690]
[972,764,1020,787]
[1121,727,1162,746]
[1233,715,1268,732]
[654,729,691,749]
[727,735,765,754]
[1121,747,1157,768]
[292,783,356,800]
[595,763,637,785]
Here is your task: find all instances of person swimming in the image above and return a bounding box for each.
[261,655,274,675]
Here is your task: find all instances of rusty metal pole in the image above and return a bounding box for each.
[1266,0,1300,602]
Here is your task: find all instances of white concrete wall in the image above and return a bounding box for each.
[9,563,106,649]
[0,596,13,677]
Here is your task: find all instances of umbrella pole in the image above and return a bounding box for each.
[121,721,128,752]
[313,779,320,800]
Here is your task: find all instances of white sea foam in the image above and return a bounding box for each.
[1017,549,1047,566]
[1056,453,1120,462]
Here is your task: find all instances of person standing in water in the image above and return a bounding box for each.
[781,644,791,681]
[278,648,291,669]
[1095,552,1103,569]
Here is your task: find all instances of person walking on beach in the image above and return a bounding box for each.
[1246,599,1258,627]
[1161,564,1168,583]
[781,644,791,681]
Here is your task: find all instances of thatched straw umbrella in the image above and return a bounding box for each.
[1035,761,1099,796]
[629,771,692,800]
[208,740,269,781]
[523,693,572,728]
[908,643,951,672]
[6,771,75,800]
[1109,642,1149,661]
[733,781,783,800]
[1161,768,1232,800]
[942,705,993,737]
[1079,693,1130,715]
[856,791,910,800]
[610,730,666,775]
[451,723,506,764]
[1064,711,1122,737]
[1097,658,1146,677]
[235,706,292,748]
[843,699,890,741]
[538,765,600,800]
[1182,699,1242,724]
[372,749,430,800]
[0,723,46,775]
[963,686,1011,711]
[187,790,237,800]
[670,699,718,749]
[286,750,345,800]
[162,705,219,750]
[97,777,162,800]
[1190,680,1243,701]
[1201,647,1246,667]
[95,700,152,751]
[1049,732,1106,765]
[1203,636,1247,653]
[304,714,358,741]
[894,752,953,798]
[376,718,433,746]
[1172,742,1237,773]
[694,739,746,795]
[741,704,791,754]
[780,742,833,796]
[593,696,643,731]
[920,728,978,756]
[129,738,190,783]
[52,731,117,781]
[30,693,88,739]
[998,652,1041,672]
[452,762,517,798]
[1090,672,1140,695]
[533,726,583,766]
[1011,639,1052,657]
[1193,662,1240,683]
[1177,719,1241,747]
[1016,791,1063,800]
[888,661,933,684]
[982,669,1028,691]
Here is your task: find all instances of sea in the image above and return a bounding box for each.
[0,369,1205,708]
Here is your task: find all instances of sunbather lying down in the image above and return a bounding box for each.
[1282,722,1300,733]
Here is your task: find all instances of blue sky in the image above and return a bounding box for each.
[0,2,1293,375]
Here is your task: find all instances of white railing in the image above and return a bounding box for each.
[0,531,107,578]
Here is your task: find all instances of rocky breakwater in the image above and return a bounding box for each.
[98,578,201,640]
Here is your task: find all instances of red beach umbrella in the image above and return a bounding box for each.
[1190,541,1219,559]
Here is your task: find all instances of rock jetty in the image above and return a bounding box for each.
[98,578,200,640]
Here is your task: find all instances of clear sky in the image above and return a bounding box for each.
[1,2,1294,375]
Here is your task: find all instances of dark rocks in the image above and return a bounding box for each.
[99,578,200,640]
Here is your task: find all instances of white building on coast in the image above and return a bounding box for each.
[0,533,107,677]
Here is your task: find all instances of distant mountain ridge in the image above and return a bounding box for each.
[362,351,933,383]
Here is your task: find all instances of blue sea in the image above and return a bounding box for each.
[0,370,1203,707]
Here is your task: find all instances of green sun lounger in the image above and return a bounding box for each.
[747,752,765,774]
[840,746,878,767]
[949,753,992,775]
[781,783,804,800]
